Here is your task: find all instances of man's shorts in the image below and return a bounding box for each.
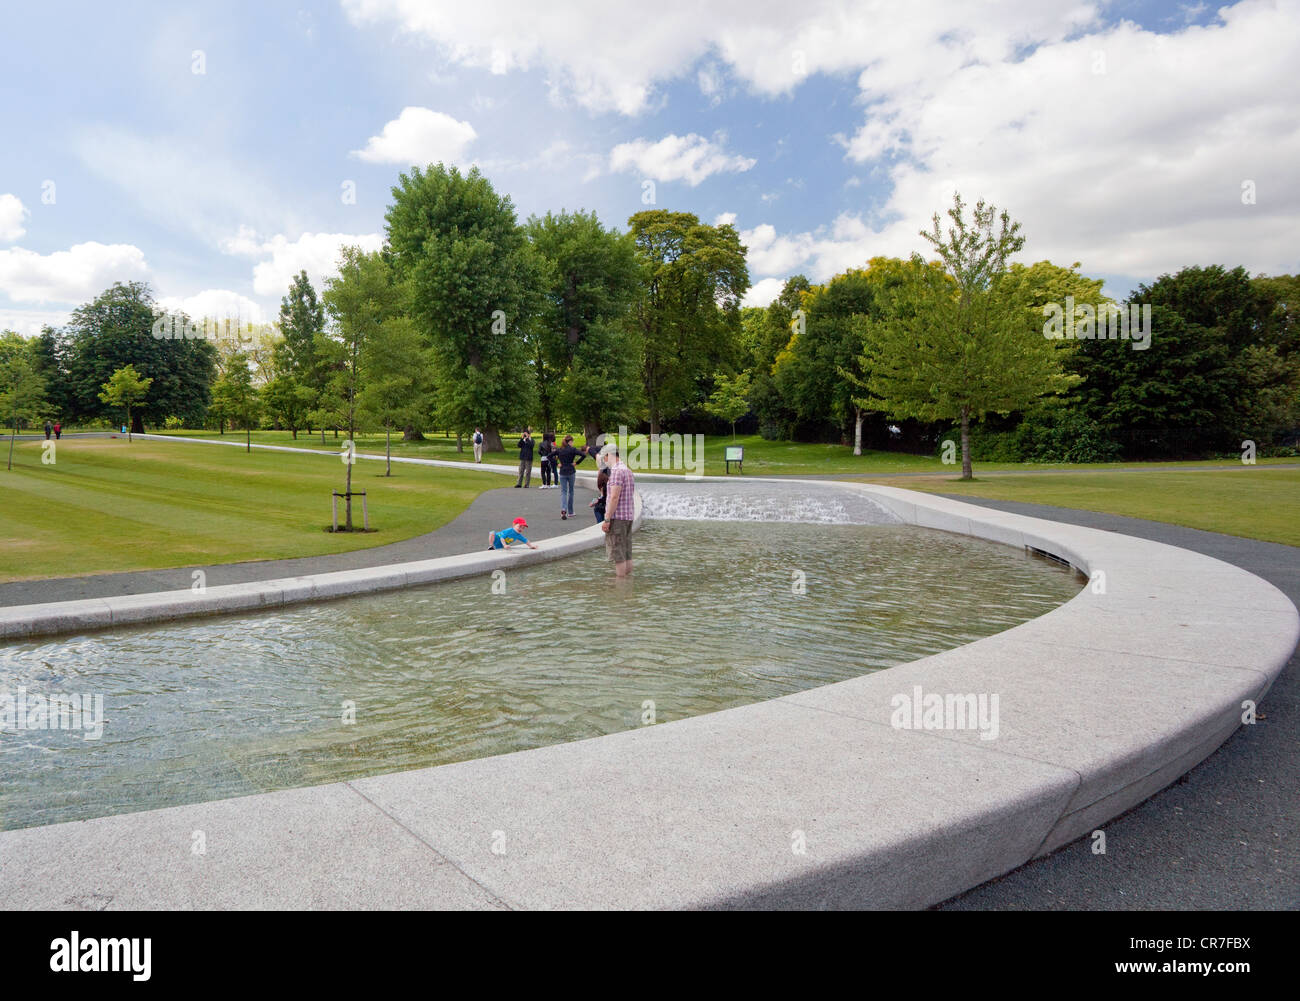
[607,518,633,563]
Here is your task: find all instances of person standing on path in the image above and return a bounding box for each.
[553,433,586,519]
[601,443,635,578]
[472,427,484,463]
[515,428,535,488]
[53,421,61,439]
[43,421,52,440]
[538,431,556,489]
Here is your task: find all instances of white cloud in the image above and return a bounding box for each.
[714,212,738,226]
[341,0,1101,115]
[743,277,787,308]
[352,106,477,167]
[156,289,267,324]
[0,242,149,305]
[741,223,817,275]
[609,133,755,186]
[219,224,265,258]
[0,308,70,336]
[220,231,384,298]
[0,194,28,242]
[344,0,1299,281]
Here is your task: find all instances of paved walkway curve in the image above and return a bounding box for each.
[934,496,1300,910]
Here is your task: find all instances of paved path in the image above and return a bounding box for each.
[935,495,1300,910]
[0,480,596,608]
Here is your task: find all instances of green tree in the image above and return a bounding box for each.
[628,210,749,438]
[358,315,435,476]
[745,276,810,438]
[210,352,261,452]
[30,328,72,421]
[276,271,327,438]
[318,246,399,528]
[385,164,540,452]
[860,195,1076,479]
[61,282,215,431]
[704,371,751,439]
[774,260,915,451]
[98,364,152,443]
[262,374,317,439]
[1,334,49,470]
[1070,265,1300,456]
[525,210,641,439]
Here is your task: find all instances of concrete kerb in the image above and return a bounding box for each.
[0,453,1296,909]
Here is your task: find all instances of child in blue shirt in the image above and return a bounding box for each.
[488,517,538,551]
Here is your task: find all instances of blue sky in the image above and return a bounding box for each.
[1,0,1296,334]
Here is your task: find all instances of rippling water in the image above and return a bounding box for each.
[0,521,1081,831]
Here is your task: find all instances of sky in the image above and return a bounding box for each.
[0,0,1296,335]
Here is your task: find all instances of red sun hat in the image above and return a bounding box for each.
[513,517,528,528]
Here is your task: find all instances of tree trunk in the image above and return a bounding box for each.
[131,411,143,436]
[960,406,973,480]
[246,425,251,453]
[127,406,133,443]
[853,408,864,456]
[385,426,392,476]
[291,427,298,440]
[456,432,463,453]
[320,427,325,445]
[648,411,660,442]
[7,421,15,471]
[582,420,600,445]
[401,425,425,441]
[483,427,504,452]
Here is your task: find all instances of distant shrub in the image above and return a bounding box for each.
[936,408,1122,464]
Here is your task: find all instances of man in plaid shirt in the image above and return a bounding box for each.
[600,443,636,577]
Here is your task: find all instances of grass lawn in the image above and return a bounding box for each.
[152,429,1298,478]
[856,467,1300,548]
[0,436,504,583]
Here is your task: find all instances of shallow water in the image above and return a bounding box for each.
[0,520,1081,831]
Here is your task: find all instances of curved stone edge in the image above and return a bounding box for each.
[0,497,642,641]
[0,483,1296,911]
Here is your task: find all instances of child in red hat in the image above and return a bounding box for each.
[488,516,538,551]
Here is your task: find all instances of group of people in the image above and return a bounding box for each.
[487,429,637,577]
[42,421,62,440]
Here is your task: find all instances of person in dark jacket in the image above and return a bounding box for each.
[515,429,534,488]
[553,433,586,518]
[590,465,610,523]
[538,431,556,489]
